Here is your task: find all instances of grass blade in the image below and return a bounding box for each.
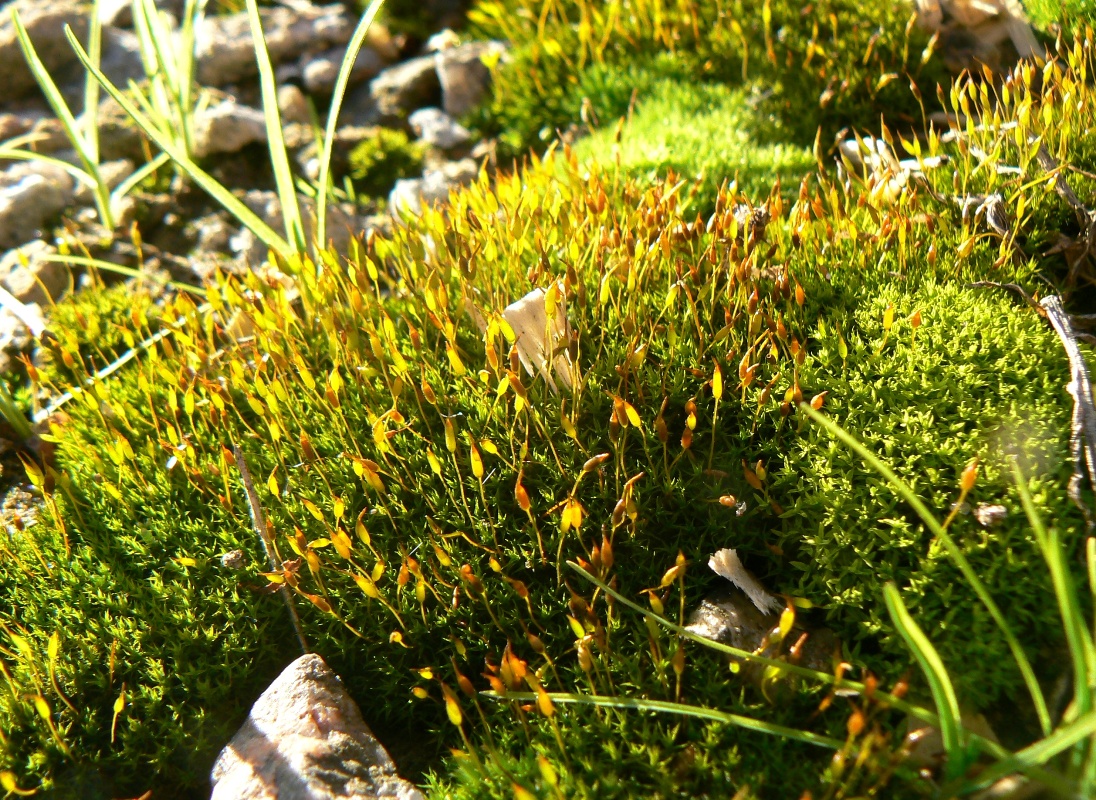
[244,0,305,253]
[482,691,844,749]
[84,0,102,165]
[38,253,204,294]
[65,26,292,257]
[883,582,963,774]
[110,152,171,204]
[799,403,1053,736]
[1011,458,1096,789]
[0,148,98,190]
[316,0,386,250]
[567,562,972,745]
[12,10,113,229]
[943,711,1096,796]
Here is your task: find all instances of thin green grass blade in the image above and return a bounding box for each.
[799,403,1053,736]
[244,0,305,253]
[316,0,386,249]
[177,0,204,154]
[38,254,204,294]
[1012,459,1095,702]
[0,378,32,441]
[12,11,113,229]
[567,562,973,746]
[482,691,843,749]
[110,152,171,204]
[0,148,98,189]
[883,583,963,773]
[66,26,292,257]
[84,0,102,164]
[943,710,1096,796]
[1011,458,1096,790]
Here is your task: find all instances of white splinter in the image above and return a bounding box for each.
[501,282,576,393]
[708,548,782,615]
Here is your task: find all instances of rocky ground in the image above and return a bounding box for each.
[0,0,504,377]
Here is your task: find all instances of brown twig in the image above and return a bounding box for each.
[234,444,309,653]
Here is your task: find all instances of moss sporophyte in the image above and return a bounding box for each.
[3,1,1096,797]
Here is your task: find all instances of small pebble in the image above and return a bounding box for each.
[221,549,246,569]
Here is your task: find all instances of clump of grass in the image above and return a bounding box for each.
[347,128,425,198]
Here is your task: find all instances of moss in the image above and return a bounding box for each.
[467,0,945,157]
[347,128,425,199]
[5,22,1096,800]
[37,280,163,390]
[1026,0,1096,31]
[572,79,815,211]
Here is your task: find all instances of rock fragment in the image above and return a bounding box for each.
[210,653,424,800]
[408,108,470,151]
[300,45,385,95]
[364,56,442,123]
[196,4,354,87]
[193,100,268,158]
[434,41,506,118]
[0,0,90,102]
[387,157,477,219]
[0,240,66,305]
[0,164,74,250]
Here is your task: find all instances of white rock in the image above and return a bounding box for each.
[408,108,471,151]
[193,100,268,158]
[210,653,424,800]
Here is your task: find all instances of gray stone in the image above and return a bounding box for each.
[229,190,365,264]
[72,159,134,207]
[101,0,186,29]
[0,0,90,102]
[0,164,75,250]
[89,97,148,163]
[210,653,423,800]
[300,45,384,95]
[0,112,39,143]
[277,85,312,126]
[23,117,70,156]
[99,27,146,89]
[196,4,354,87]
[408,108,470,151]
[359,56,441,124]
[193,100,268,158]
[434,41,507,118]
[388,157,477,219]
[294,125,381,182]
[0,240,66,305]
